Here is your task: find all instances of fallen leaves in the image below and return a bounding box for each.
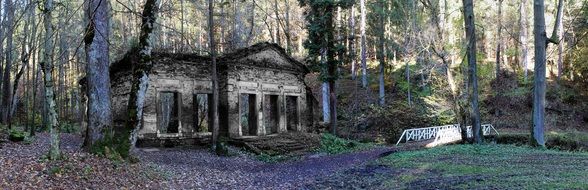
[0,133,165,189]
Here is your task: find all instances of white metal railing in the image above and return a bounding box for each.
[434,126,462,143]
[466,124,500,138]
[396,124,499,146]
[395,124,460,145]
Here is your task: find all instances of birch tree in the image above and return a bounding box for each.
[126,0,160,153]
[41,0,61,160]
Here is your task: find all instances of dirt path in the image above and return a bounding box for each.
[138,146,401,189]
[2,133,422,189]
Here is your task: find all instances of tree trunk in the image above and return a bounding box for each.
[556,1,564,80]
[1,0,15,125]
[532,0,547,147]
[58,8,69,121]
[42,0,60,160]
[360,0,368,88]
[520,0,529,81]
[219,0,225,53]
[321,47,330,124]
[27,1,37,133]
[274,0,282,47]
[232,0,242,49]
[377,2,385,106]
[0,0,5,106]
[245,1,255,46]
[125,0,159,152]
[531,0,563,147]
[406,59,411,107]
[496,0,503,79]
[284,0,292,55]
[322,81,330,124]
[462,0,482,144]
[209,0,220,151]
[10,54,28,129]
[349,5,356,80]
[326,5,338,135]
[84,0,113,150]
[180,0,185,52]
[9,0,32,129]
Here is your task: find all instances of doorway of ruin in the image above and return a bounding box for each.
[193,94,212,133]
[158,92,180,133]
[240,94,258,136]
[286,96,299,132]
[263,95,280,135]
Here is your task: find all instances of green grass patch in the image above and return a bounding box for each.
[380,144,588,189]
[320,133,374,154]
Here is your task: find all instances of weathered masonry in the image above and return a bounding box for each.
[109,43,315,145]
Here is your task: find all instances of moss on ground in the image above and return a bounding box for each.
[379,144,588,189]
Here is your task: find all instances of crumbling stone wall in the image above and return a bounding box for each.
[111,56,212,139]
[221,47,309,138]
[110,43,312,142]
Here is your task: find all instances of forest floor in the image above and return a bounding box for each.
[2,133,588,189]
[0,133,164,189]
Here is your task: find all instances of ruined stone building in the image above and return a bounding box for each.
[109,43,316,145]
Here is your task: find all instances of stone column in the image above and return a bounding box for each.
[227,79,241,138]
[279,86,287,133]
[257,84,265,136]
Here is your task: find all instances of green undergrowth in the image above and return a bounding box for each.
[496,131,588,151]
[8,128,27,142]
[255,153,297,163]
[320,133,375,154]
[88,129,132,162]
[379,144,588,189]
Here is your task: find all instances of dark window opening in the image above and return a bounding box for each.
[286,96,299,131]
[240,94,258,136]
[193,94,212,133]
[264,95,280,134]
[159,92,180,133]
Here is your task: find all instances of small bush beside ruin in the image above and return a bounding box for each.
[320,133,373,154]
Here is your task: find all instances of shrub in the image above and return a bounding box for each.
[9,129,27,142]
[88,129,131,160]
[256,153,290,163]
[60,122,80,134]
[320,133,369,154]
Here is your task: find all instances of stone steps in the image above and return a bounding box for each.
[229,132,321,155]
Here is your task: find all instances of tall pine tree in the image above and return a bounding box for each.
[298,0,353,134]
